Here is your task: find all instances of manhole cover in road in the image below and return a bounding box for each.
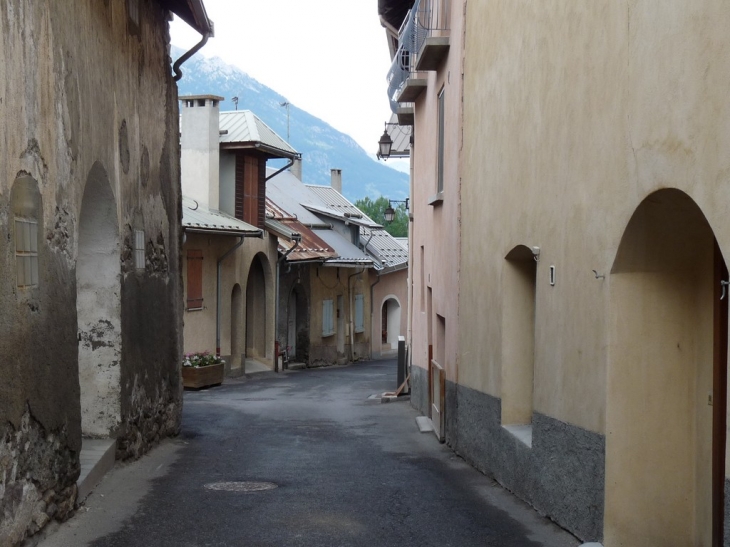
[204,481,278,493]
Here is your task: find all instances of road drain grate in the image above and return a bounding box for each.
[204,481,278,492]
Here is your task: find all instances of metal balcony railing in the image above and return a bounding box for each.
[386,0,451,113]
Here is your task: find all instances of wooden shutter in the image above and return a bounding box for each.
[235,152,262,227]
[186,249,203,309]
[322,299,334,336]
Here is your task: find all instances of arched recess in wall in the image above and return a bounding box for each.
[77,161,122,438]
[501,245,537,427]
[246,253,271,360]
[605,188,727,547]
[287,283,309,362]
[231,283,243,369]
[381,295,402,350]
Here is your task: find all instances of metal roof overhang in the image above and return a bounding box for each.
[265,218,300,242]
[220,141,299,160]
[159,0,213,35]
[184,227,262,237]
[302,204,382,229]
[378,0,415,32]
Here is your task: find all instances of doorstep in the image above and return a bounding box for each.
[77,438,116,503]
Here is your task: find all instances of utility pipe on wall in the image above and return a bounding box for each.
[173,30,212,81]
[274,236,301,372]
[348,267,365,361]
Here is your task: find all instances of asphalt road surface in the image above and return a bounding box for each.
[40,359,579,547]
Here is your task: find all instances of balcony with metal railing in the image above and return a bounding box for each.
[385,0,451,118]
[414,0,451,71]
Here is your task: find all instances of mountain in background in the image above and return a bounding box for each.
[172,47,408,202]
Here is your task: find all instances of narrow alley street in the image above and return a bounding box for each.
[40,360,579,547]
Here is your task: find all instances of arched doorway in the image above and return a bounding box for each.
[231,284,243,370]
[381,297,402,350]
[76,162,121,438]
[605,189,727,546]
[246,254,267,360]
[287,284,309,362]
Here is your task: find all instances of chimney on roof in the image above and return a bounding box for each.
[330,168,342,194]
[291,158,302,181]
[180,94,224,209]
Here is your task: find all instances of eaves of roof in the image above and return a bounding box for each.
[219,111,299,160]
[182,196,261,236]
[159,0,213,35]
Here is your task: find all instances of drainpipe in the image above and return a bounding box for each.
[370,272,381,357]
[216,236,245,357]
[274,236,301,372]
[348,267,365,361]
[173,30,212,82]
[265,154,301,182]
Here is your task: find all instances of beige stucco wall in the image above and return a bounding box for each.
[371,268,408,358]
[409,0,464,385]
[459,1,730,543]
[183,232,278,372]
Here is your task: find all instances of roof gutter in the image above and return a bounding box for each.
[173,24,213,81]
[184,227,263,238]
[265,154,301,182]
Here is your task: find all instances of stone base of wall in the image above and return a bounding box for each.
[410,364,430,416]
[445,382,605,542]
[0,407,78,546]
[309,343,369,368]
[116,377,182,461]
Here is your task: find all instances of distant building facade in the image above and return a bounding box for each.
[180,96,299,375]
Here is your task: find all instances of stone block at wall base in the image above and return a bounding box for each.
[0,408,78,546]
[410,364,429,416]
[448,382,605,543]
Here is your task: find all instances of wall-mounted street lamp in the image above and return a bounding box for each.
[384,198,410,223]
[376,122,400,160]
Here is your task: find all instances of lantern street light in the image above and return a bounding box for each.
[383,198,409,223]
[377,129,393,160]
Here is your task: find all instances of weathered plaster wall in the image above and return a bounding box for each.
[308,266,371,366]
[0,0,184,541]
[277,263,312,364]
[182,232,278,374]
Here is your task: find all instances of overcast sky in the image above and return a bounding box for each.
[170,0,396,158]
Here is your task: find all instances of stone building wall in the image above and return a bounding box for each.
[0,0,184,542]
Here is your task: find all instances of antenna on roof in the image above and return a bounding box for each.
[232,96,239,110]
[280,101,291,142]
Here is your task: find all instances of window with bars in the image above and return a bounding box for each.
[15,218,38,288]
[186,250,204,310]
[354,294,365,333]
[134,230,145,270]
[322,299,335,337]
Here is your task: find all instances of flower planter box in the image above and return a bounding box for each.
[182,363,224,389]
